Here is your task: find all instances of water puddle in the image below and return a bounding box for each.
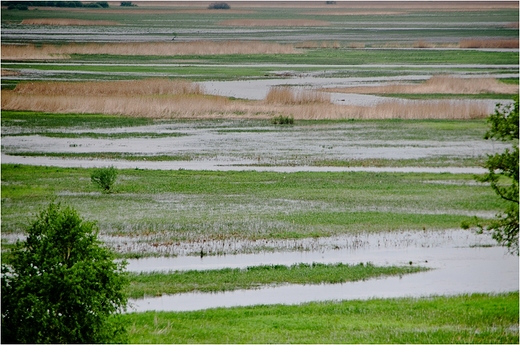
[129,248,517,312]
[127,230,519,312]
[125,229,494,272]
[0,154,487,174]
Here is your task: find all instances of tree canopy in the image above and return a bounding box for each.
[478,96,519,255]
[1,202,128,343]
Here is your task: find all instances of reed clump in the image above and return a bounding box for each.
[323,75,519,95]
[219,19,330,27]
[1,41,298,60]
[14,79,204,96]
[265,87,331,105]
[459,39,519,49]
[21,18,119,26]
[1,80,492,120]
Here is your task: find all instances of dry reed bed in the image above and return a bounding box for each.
[323,75,519,95]
[14,79,204,96]
[459,39,519,49]
[21,18,119,26]
[2,80,492,120]
[218,19,330,27]
[1,42,298,60]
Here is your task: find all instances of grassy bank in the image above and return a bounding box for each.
[124,292,519,343]
[127,262,427,298]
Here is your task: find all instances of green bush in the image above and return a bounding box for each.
[1,202,128,343]
[271,115,294,125]
[91,166,118,193]
[208,2,230,9]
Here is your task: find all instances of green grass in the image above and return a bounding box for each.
[1,165,505,253]
[123,292,519,343]
[126,262,427,298]
[1,111,155,130]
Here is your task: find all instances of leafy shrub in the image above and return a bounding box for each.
[208,2,230,9]
[272,115,294,125]
[91,166,118,193]
[1,202,128,343]
[120,1,136,6]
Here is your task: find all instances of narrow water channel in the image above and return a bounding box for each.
[127,230,519,312]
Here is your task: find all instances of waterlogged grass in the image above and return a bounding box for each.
[1,110,154,131]
[124,292,519,344]
[1,165,505,252]
[127,262,427,298]
[3,132,189,139]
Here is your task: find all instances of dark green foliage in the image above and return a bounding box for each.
[477,96,519,254]
[271,115,294,125]
[1,202,128,344]
[2,1,108,8]
[208,2,230,9]
[7,3,27,10]
[120,1,136,6]
[91,166,118,193]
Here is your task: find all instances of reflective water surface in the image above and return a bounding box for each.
[127,230,519,312]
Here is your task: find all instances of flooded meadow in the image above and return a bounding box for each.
[1,2,518,333]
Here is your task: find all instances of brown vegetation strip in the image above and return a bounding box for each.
[21,18,119,26]
[459,39,519,49]
[323,76,519,95]
[2,80,492,120]
[219,19,330,27]
[1,41,298,60]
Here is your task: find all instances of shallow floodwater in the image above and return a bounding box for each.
[2,118,510,172]
[127,230,519,312]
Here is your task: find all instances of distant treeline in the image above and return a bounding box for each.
[2,1,110,9]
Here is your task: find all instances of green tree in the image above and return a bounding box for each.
[477,96,519,255]
[1,202,128,343]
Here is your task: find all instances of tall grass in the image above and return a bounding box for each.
[2,79,492,120]
[14,79,204,96]
[21,18,119,26]
[265,87,331,105]
[460,39,519,49]
[324,75,519,95]
[1,41,298,60]
[219,19,330,27]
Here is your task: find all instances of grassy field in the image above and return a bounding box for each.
[1,164,506,257]
[124,292,519,343]
[126,262,427,298]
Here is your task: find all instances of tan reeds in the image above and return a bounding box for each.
[265,87,331,105]
[1,41,298,60]
[459,39,519,49]
[14,79,204,96]
[2,80,492,120]
[219,19,330,27]
[413,40,434,49]
[21,18,119,26]
[323,75,519,95]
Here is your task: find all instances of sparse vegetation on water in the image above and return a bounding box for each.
[126,262,427,298]
[124,293,519,343]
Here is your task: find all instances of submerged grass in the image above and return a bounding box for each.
[1,164,505,254]
[127,262,427,298]
[124,292,519,343]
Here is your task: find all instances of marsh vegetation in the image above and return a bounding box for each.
[1,1,518,343]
